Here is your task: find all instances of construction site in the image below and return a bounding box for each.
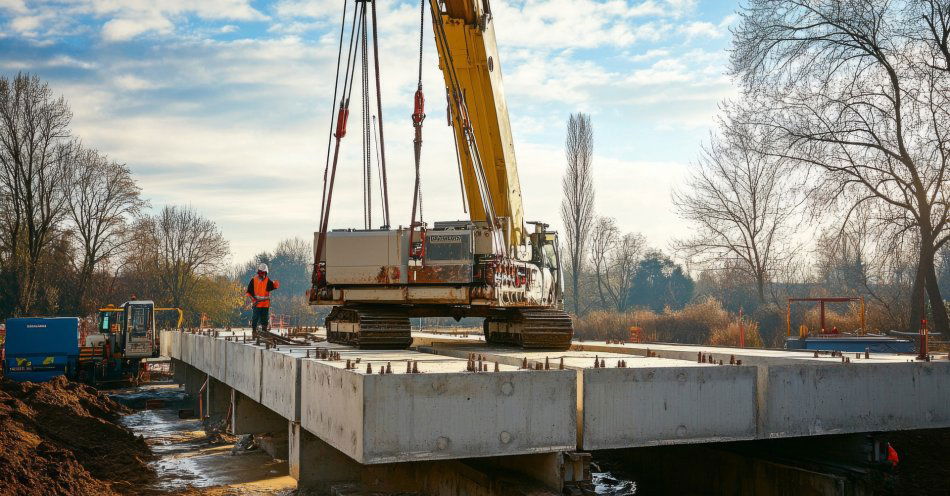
[3,0,950,494]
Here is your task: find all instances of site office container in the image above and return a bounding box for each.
[3,317,80,382]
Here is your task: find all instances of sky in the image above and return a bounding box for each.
[0,0,739,265]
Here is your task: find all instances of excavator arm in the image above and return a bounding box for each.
[429,0,525,249]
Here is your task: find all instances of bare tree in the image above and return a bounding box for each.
[673,107,798,304]
[731,0,950,333]
[560,113,595,315]
[589,216,645,311]
[137,205,230,309]
[0,73,72,314]
[66,146,146,310]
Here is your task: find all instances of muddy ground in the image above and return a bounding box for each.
[0,376,152,495]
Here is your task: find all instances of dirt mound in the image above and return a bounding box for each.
[0,376,155,495]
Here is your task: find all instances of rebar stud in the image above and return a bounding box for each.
[386,362,392,374]
[407,361,412,373]
[545,357,550,370]
[559,357,565,370]
[412,361,419,374]
[367,363,373,374]
[494,362,499,372]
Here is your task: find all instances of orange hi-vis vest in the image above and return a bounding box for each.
[247,276,279,308]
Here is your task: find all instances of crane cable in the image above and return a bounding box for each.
[370,0,391,228]
[315,0,366,280]
[409,0,426,255]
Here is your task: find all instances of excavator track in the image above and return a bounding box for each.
[325,306,412,349]
[484,308,574,350]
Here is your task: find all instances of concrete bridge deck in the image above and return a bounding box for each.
[162,329,950,494]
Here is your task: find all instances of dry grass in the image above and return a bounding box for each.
[709,319,764,348]
[573,297,766,347]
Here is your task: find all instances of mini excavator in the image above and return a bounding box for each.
[310,0,572,350]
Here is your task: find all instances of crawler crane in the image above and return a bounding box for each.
[311,0,572,349]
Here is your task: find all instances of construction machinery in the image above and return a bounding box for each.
[79,300,182,384]
[310,0,572,349]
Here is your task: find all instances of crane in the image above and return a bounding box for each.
[310,0,573,350]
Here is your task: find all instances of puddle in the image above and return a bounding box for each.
[118,385,296,495]
[591,471,637,495]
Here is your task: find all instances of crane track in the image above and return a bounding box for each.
[325,306,412,349]
[485,308,574,350]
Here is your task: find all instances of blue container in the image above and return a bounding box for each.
[3,317,79,382]
[784,336,915,354]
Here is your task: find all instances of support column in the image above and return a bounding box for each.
[182,363,205,401]
[289,421,361,491]
[205,376,231,422]
[231,389,285,435]
[171,358,187,385]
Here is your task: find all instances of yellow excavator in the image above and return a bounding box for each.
[311,0,571,349]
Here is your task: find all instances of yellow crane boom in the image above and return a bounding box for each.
[430,0,525,249]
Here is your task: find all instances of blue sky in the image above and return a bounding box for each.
[0,0,739,264]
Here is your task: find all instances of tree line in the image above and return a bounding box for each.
[0,73,235,325]
[562,0,950,340]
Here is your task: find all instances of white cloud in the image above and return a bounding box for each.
[0,0,27,14]
[677,21,723,40]
[102,16,175,41]
[114,74,160,90]
[10,14,42,34]
[5,0,268,42]
[628,48,671,62]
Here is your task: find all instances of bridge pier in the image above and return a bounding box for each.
[231,389,285,435]
[289,418,577,494]
[204,376,230,422]
[289,420,362,491]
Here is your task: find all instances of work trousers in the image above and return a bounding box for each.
[252,306,270,334]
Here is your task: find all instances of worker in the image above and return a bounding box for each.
[246,263,280,336]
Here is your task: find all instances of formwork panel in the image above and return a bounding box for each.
[167,330,181,360]
[160,330,171,357]
[300,350,576,465]
[191,334,212,374]
[261,348,301,422]
[224,340,263,402]
[180,333,194,365]
[582,365,757,450]
[300,359,365,462]
[362,370,576,464]
[211,337,228,379]
[763,361,950,437]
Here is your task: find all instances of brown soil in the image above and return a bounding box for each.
[0,376,155,496]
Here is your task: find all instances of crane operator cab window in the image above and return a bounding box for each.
[127,304,152,338]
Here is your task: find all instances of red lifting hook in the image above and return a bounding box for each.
[412,87,426,127]
[334,105,349,138]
